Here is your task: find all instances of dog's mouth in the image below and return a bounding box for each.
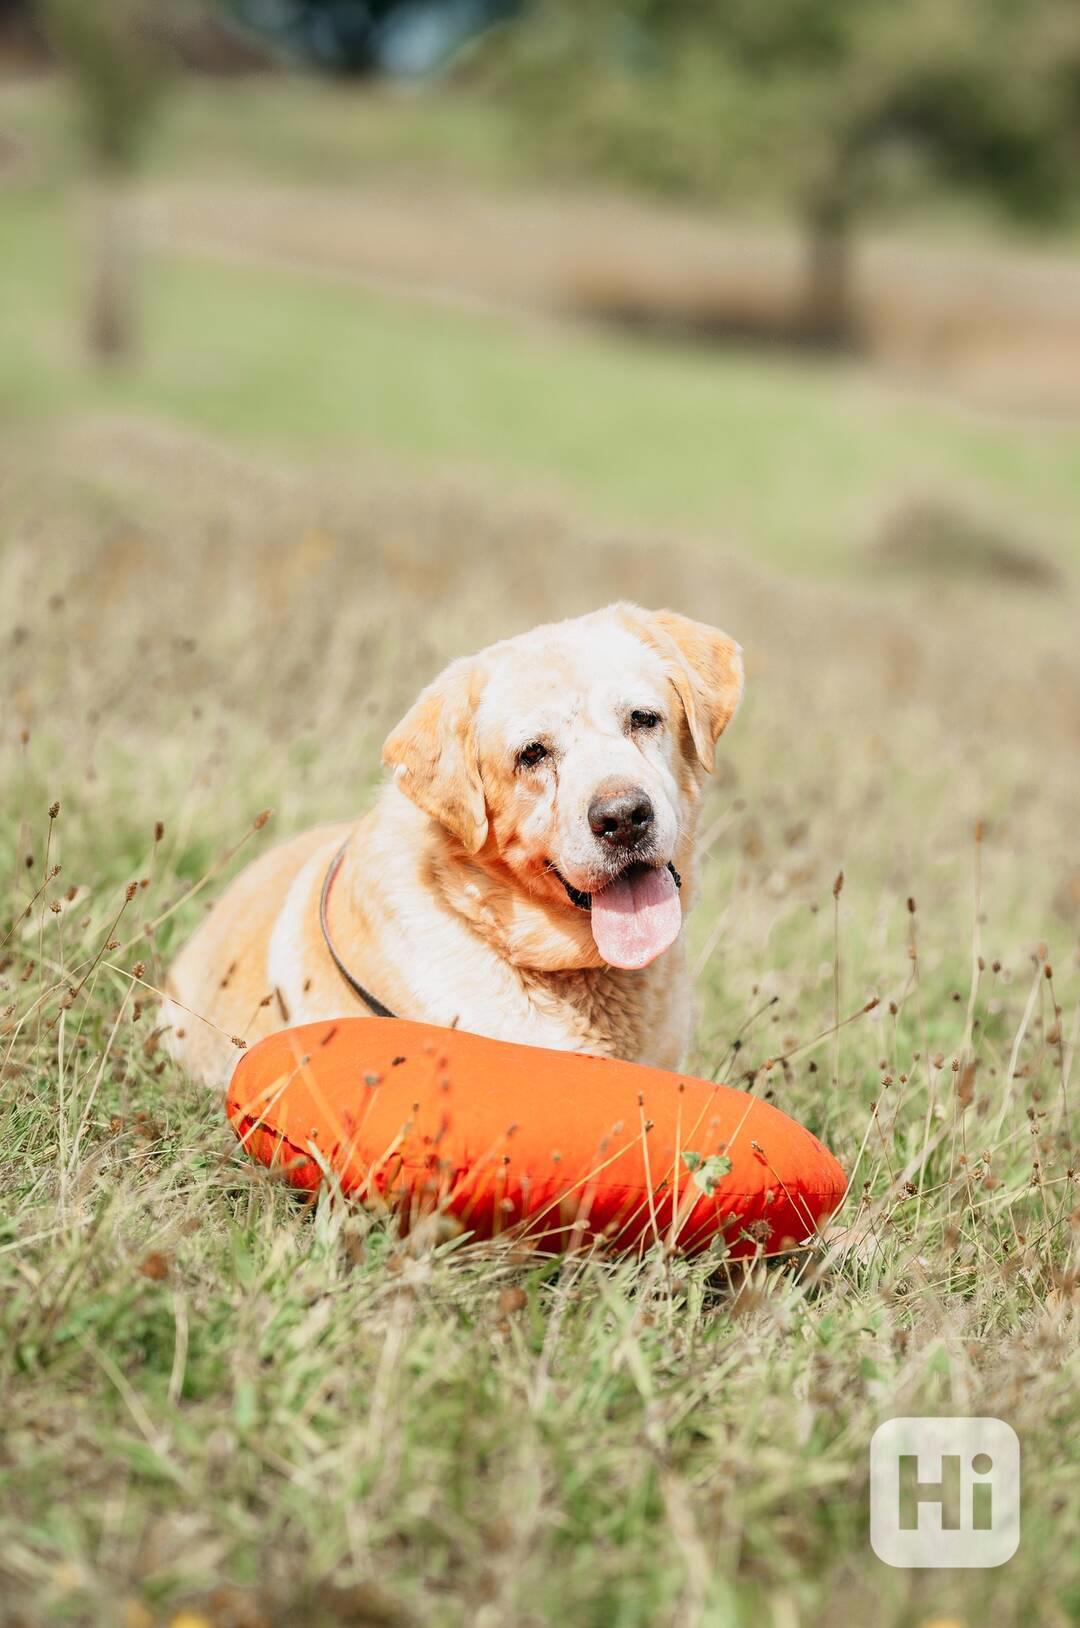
[556,860,682,911]
[552,860,683,971]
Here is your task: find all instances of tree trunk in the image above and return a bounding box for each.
[800,189,856,348]
[87,179,137,361]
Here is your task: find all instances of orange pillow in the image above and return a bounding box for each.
[226,1019,846,1257]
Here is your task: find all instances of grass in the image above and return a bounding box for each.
[2,420,1079,1628]
[2,74,1080,1628]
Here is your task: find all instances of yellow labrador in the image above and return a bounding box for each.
[166,604,742,1086]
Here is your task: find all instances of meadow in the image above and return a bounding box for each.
[1,74,1079,1628]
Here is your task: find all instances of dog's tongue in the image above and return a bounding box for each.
[590,865,682,970]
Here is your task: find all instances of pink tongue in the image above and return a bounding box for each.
[590,866,682,970]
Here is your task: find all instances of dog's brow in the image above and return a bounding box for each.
[510,701,579,740]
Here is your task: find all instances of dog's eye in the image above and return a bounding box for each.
[630,709,662,731]
[516,741,549,770]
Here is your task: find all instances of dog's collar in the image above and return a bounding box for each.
[319,838,398,1019]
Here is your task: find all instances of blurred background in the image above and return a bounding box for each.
[5,0,1080,382]
[4,0,1080,534]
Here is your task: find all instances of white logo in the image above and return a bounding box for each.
[870,1417,1020,1568]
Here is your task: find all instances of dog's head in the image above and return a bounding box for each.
[382,605,743,970]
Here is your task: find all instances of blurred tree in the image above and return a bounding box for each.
[486,0,1080,345]
[38,0,180,359]
[781,0,1079,339]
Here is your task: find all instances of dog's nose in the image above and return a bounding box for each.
[588,788,654,849]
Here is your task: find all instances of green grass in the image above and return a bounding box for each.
[2,425,1079,1627]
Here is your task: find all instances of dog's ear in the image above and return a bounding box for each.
[623,606,744,771]
[382,657,488,853]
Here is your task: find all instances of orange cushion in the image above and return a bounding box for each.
[226,1019,846,1257]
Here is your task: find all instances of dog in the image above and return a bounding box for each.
[165,603,743,1087]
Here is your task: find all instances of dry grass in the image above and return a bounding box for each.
[2,419,1078,1626]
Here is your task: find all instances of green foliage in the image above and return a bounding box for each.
[487,0,1080,228]
[681,1151,733,1196]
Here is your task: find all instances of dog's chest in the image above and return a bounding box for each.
[523,952,690,1070]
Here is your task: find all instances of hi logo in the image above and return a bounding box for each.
[870,1417,1020,1568]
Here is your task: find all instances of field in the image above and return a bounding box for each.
[2,74,1080,1628]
